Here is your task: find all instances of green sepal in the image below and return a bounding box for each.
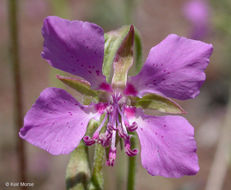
[129,28,143,76]
[56,75,99,97]
[112,25,135,89]
[65,141,91,190]
[103,25,132,83]
[132,94,185,114]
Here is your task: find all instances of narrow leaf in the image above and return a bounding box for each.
[66,142,91,190]
[57,75,99,97]
[112,25,135,89]
[134,94,185,114]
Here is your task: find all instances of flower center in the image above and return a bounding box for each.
[83,92,138,166]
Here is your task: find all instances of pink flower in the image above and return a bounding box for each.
[19,16,213,177]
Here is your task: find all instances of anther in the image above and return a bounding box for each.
[106,105,114,113]
[83,136,95,146]
[127,121,138,132]
[106,147,116,166]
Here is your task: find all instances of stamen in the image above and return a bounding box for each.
[117,124,127,139]
[100,131,112,147]
[127,121,138,132]
[92,114,108,139]
[125,137,138,157]
[106,130,117,166]
[117,107,128,135]
[106,148,116,166]
[83,136,95,146]
[84,114,107,146]
[87,93,139,165]
[106,105,114,113]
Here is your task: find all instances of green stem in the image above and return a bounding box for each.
[127,136,137,190]
[89,144,105,190]
[8,0,26,188]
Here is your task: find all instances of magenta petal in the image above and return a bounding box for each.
[19,88,95,155]
[126,34,213,100]
[41,16,106,89]
[135,112,199,177]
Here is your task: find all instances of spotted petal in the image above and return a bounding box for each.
[19,88,98,155]
[42,16,107,89]
[126,34,213,100]
[128,110,199,177]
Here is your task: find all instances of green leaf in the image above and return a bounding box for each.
[112,25,135,89]
[66,142,91,190]
[56,75,99,97]
[102,26,131,83]
[133,94,185,114]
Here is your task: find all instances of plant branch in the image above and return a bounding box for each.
[8,0,26,188]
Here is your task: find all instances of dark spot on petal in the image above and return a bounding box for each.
[96,70,100,76]
[88,70,92,74]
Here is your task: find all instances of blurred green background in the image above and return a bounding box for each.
[0,0,231,189]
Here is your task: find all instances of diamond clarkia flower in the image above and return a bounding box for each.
[19,16,213,178]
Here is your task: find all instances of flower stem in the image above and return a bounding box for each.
[89,144,105,190]
[8,0,27,187]
[127,136,137,190]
